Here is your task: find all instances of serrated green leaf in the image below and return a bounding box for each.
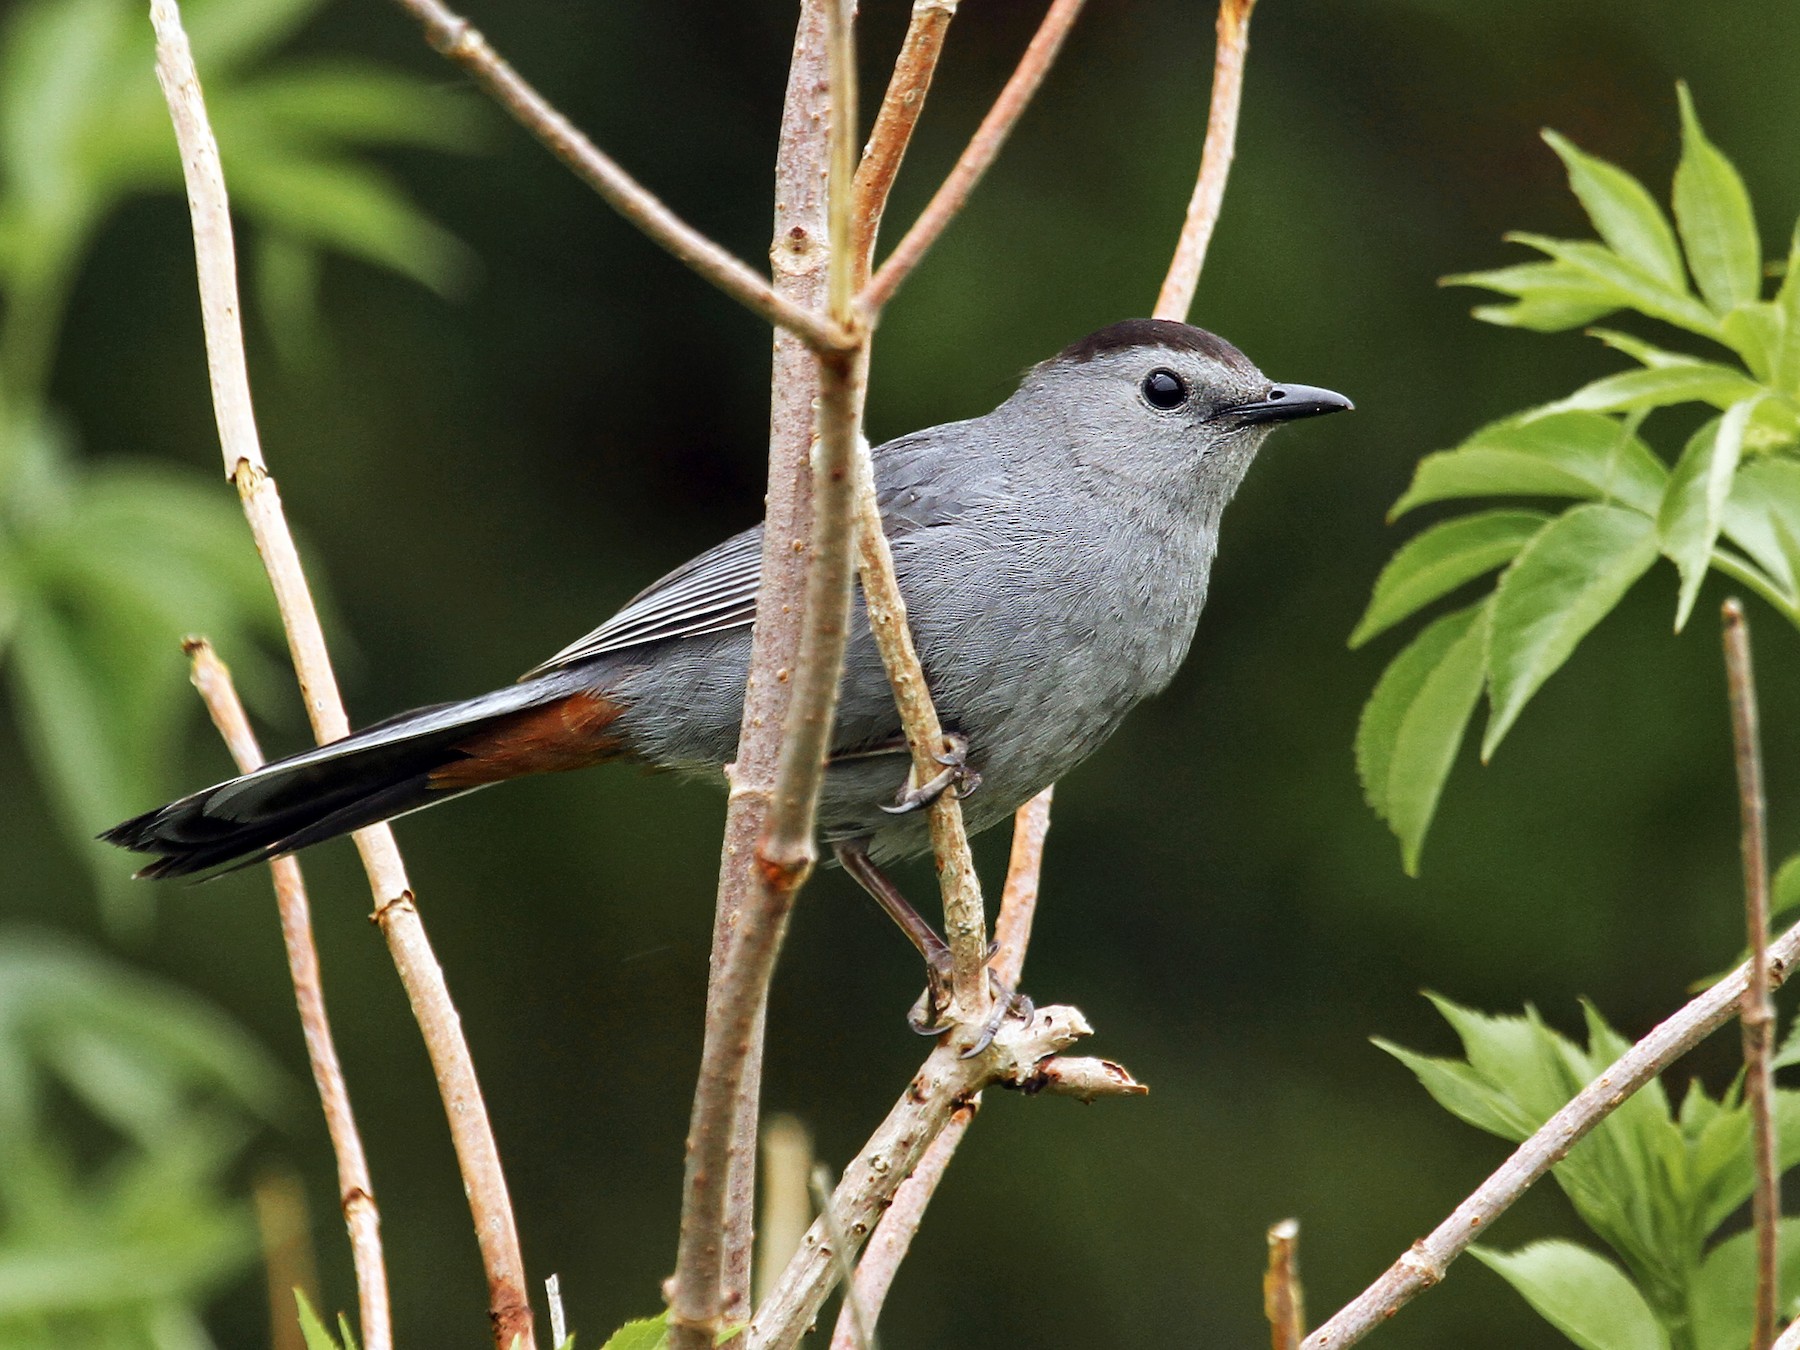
[1777,854,1800,920]
[1532,363,1763,419]
[1657,399,1760,630]
[1720,456,1800,598]
[295,1290,344,1350]
[1587,328,1706,369]
[227,153,474,297]
[1508,233,1723,338]
[1373,1038,1533,1139]
[1446,261,1625,332]
[1691,1219,1800,1350]
[1775,225,1800,395]
[1394,412,1667,518]
[1356,602,1487,873]
[1543,129,1684,289]
[1352,511,1548,648]
[1673,84,1761,316]
[601,1312,670,1350]
[1484,504,1660,759]
[1721,302,1783,382]
[1471,1241,1668,1350]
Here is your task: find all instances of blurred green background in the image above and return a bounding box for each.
[5,0,1800,1345]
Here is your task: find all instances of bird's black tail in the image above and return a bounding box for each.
[104,674,611,879]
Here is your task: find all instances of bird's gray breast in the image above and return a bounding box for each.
[829,440,1216,858]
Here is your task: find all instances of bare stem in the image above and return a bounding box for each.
[1265,1220,1304,1350]
[1306,915,1800,1347]
[861,0,1090,314]
[150,9,532,1345]
[1153,0,1258,322]
[755,1117,816,1307]
[828,1103,974,1350]
[189,641,391,1350]
[1725,598,1779,1350]
[386,0,851,354]
[669,5,856,1344]
[824,788,1063,1350]
[852,0,960,277]
[749,1004,1096,1350]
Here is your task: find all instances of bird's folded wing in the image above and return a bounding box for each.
[521,526,766,676]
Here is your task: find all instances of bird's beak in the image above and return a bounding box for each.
[1226,383,1354,426]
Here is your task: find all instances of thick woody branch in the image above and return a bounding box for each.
[150,9,533,1346]
[1306,914,1800,1348]
[669,4,858,1345]
[386,0,851,354]
[1725,599,1780,1350]
[861,0,1090,314]
[1153,0,1257,323]
[188,641,390,1350]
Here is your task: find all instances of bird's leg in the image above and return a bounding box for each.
[835,840,1032,1054]
[879,731,982,815]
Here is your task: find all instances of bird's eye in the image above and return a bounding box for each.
[1141,368,1188,410]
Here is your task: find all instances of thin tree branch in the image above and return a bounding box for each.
[669,4,860,1344]
[828,1103,975,1350]
[1153,0,1258,322]
[748,1004,1096,1350]
[811,1165,872,1350]
[1306,915,1800,1347]
[386,0,852,354]
[1265,1219,1304,1350]
[150,9,533,1346]
[252,1167,319,1350]
[189,641,390,1350]
[1725,597,1780,1350]
[852,0,960,278]
[823,787,1054,1350]
[861,0,1090,314]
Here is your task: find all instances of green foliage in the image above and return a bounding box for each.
[1356,88,1800,872]
[1383,996,1800,1349]
[0,929,287,1347]
[0,0,481,924]
[295,1290,361,1350]
[603,1313,670,1348]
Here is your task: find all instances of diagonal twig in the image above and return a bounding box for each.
[190,641,391,1350]
[861,0,1090,314]
[1725,598,1780,1350]
[150,8,533,1345]
[1307,913,1800,1347]
[386,0,851,354]
[1154,0,1258,323]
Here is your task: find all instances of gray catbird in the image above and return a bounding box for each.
[106,319,1349,1012]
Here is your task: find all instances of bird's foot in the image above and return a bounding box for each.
[907,958,1034,1058]
[880,733,982,815]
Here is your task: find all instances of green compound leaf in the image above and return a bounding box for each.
[1673,84,1761,316]
[1351,510,1547,649]
[1393,412,1667,519]
[1356,601,1488,874]
[1532,362,1764,419]
[1471,1241,1669,1350]
[1542,129,1685,290]
[1656,398,1760,631]
[1484,504,1660,760]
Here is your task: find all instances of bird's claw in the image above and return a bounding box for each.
[905,958,1033,1056]
[879,733,981,815]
